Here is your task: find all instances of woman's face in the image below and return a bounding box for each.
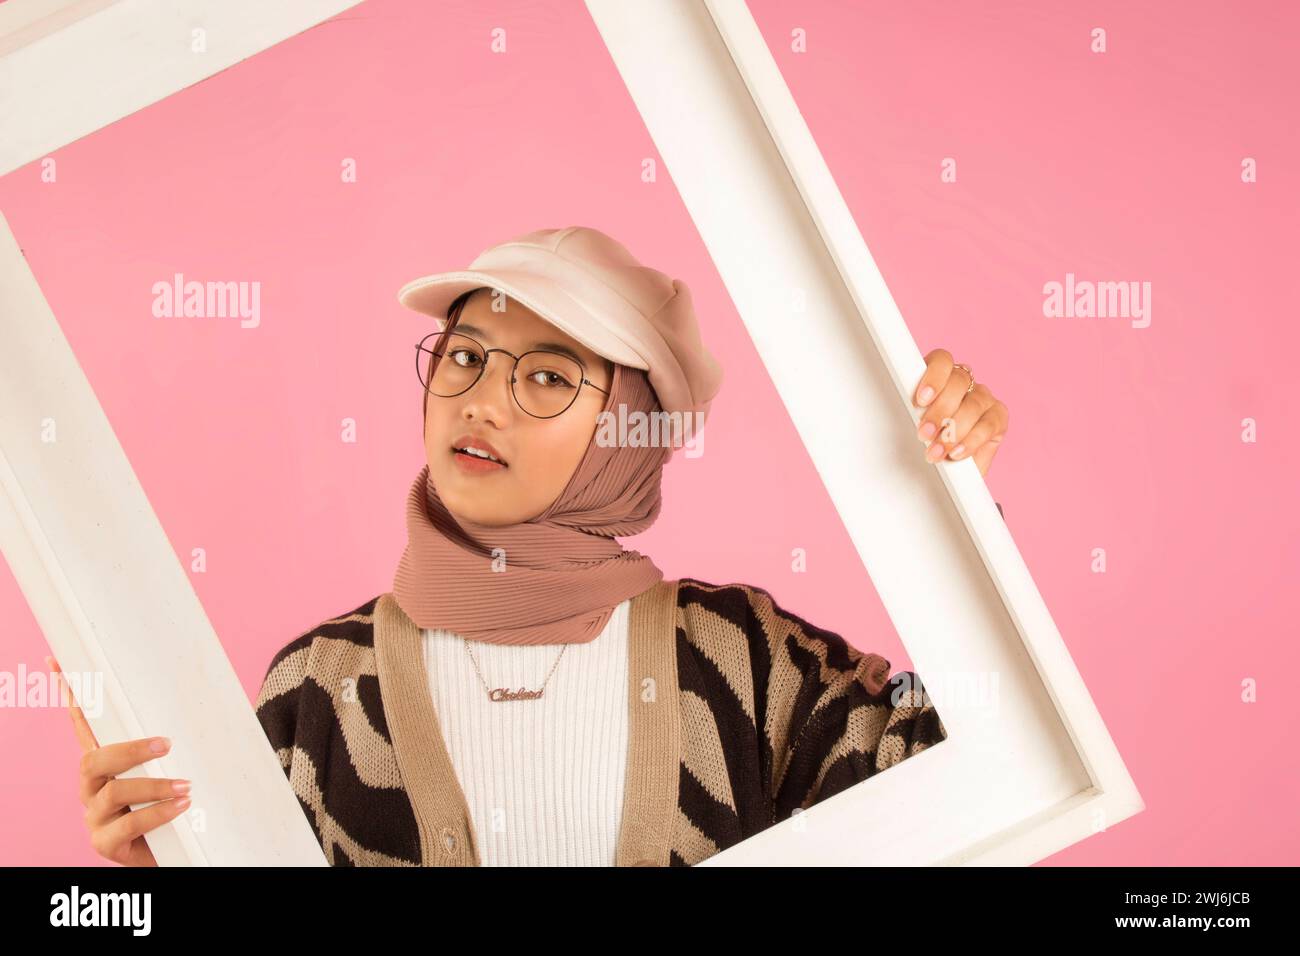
[424,289,614,526]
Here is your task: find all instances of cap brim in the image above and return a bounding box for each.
[396,269,648,371]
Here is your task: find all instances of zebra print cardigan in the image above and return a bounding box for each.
[253,576,950,866]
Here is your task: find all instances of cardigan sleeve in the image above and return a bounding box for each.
[252,631,314,781]
[739,585,949,823]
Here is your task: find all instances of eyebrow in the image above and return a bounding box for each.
[453,322,590,367]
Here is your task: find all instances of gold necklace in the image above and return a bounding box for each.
[462,639,568,702]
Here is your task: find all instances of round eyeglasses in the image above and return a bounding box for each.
[416,330,611,420]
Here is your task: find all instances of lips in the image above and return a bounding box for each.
[451,434,509,466]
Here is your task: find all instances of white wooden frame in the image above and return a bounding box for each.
[0,0,1141,867]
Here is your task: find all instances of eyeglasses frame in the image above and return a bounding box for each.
[415,329,611,420]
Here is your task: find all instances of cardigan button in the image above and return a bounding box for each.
[440,827,459,854]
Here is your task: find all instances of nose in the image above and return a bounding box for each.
[459,351,517,422]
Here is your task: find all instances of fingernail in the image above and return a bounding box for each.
[926,442,946,461]
[917,385,935,406]
[172,779,191,795]
[917,421,936,441]
[949,444,966,458]
[150,737,170,753]
[174,796,191,811]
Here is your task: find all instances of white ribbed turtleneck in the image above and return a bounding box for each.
[420,598,631,866]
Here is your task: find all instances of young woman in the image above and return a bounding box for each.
[57,226,1009,867]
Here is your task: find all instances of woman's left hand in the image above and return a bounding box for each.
[912,348,1008,478]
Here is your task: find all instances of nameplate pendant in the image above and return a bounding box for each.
[488,687,544,702]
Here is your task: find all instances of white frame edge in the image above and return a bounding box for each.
[0,0,364,177]
[0,0,367,865]
[586,0,1143,865]
[0,212,327,865]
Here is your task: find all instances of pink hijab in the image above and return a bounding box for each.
[392,355,672,646]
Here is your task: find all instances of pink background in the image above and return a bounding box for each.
[1,0,1296,865]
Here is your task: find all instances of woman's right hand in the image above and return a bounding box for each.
[49,655,192,867]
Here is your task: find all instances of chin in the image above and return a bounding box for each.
[433,479,513,526]
[428,459,543,526]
